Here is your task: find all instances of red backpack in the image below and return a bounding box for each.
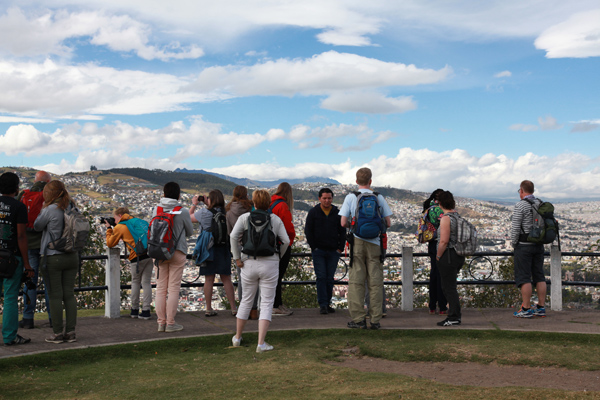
[147,206,182,261]
[20,190,44,229]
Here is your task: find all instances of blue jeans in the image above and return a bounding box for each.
[22,249,51,320]
[312,249,340,307]
[2,257,23,343]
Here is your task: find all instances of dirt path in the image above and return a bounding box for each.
[328,355,600,392]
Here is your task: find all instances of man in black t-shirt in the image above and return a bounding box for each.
[0,172,34,346]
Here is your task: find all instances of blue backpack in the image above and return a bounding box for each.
[119,217,149,259]
[351,191,385,239]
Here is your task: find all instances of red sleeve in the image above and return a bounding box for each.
[274,203,295,244]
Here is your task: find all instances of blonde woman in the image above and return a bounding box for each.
[230,190,290,353]
[34,180,80,343]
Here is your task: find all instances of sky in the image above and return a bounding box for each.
[0,1,599,201]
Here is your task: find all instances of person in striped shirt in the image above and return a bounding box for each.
[510,180,546,318]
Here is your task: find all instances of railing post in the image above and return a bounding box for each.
[401,246,414,311]
[105,247,121,318]
[550,244,562,311]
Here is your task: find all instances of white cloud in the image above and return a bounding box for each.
[0,7,204,61]
[0,52,448,117]
[0,59,222,116]
[0,116,284,159]
[535,10,600,58]
[509,124,538,132]
[36,150,182,175]
[287,123,396,151]
[509,115,563,132]
[538,115,563,130]
[188,51,451,97]
[211,148,600,200]
[0,116,54,123]
[321,92,417,114]
[571,121,600,133]
[494,70,512,78]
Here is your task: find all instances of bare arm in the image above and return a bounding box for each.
[340,216,349,228]
[436,215,451,260]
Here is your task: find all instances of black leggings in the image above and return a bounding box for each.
[273,246,292,308]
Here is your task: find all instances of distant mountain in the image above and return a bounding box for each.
[175,168,340,188]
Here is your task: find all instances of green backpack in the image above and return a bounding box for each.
[520,199,559,245]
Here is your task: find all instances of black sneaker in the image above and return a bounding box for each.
[5,334,31,346]
[437,318,461,327]
[347,320,367,329]
[370,322,381,330]
[130,309,139,319]
[139,310,151,320]
[320,306,328,315]
[327,306,336,313]
[18,318,34,329]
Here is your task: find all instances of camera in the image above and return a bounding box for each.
[21,271,36,291]
[197,195,205,202]
[100,217,116,227]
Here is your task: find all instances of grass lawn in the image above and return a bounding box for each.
[1,329,599,399]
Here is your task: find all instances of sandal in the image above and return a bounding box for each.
[231,310,237,316]
[205,310,218,317]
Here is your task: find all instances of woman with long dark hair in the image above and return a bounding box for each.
[423,189,447,315]
[269,182,295,316]
[34,180,79,343]
[226,186,255,312]
[435,190,466,326]
[191,189,237,316]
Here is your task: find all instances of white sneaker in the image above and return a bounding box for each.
[157,324,166,332]
[256,342,274,353]
[232,335,242,347]
[165,323,183,332]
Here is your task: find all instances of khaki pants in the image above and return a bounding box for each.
[155,251,186,326]
[348,239,383,324]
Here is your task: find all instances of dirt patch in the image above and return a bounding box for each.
[327,355,600,392]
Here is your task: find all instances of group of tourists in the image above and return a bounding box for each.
[0,167,550,351]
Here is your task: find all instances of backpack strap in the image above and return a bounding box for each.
[268,199,285,213]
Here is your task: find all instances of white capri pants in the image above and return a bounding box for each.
[237,258,279,321]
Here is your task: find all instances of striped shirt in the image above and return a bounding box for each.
[510,196,541,247]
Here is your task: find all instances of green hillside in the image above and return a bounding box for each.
[105,168,238,194]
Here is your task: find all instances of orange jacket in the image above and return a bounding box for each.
[105,213,139,261]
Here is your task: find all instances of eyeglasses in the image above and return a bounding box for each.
[517,189,522,193]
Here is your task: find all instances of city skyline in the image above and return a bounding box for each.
[0,1,599,201]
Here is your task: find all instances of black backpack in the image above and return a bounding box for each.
[208,208,228,247]
[241,210,277,259]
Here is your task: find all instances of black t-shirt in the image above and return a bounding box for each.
[0,195,28,257]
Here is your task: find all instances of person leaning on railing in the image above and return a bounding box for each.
[105,207,153,320]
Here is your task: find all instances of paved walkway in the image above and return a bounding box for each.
[1,308,599,359]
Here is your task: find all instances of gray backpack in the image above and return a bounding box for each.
[48,204,90,253]
[447,212,478,256]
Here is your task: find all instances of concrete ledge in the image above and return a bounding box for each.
[2,308,599,359]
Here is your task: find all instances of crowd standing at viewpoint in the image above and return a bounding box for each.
[0,168,553,350]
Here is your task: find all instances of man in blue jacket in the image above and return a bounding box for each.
[305,188,346,314]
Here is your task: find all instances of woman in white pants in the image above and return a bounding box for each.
[230,190,290,353]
